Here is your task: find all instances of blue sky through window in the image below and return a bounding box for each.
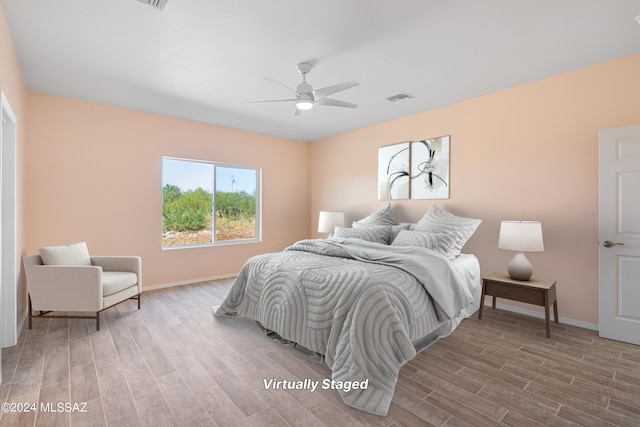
[216,166,256,194]
[162,158,256,194]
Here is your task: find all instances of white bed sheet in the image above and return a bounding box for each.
[413,253,481,351]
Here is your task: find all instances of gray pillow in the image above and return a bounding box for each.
[39,242,92,266]
[414,206,481,257]
[333,226,393,245]
[391,222,413,239]
[391,229,457,258]
[354,220,412,239]
[352,203,398,227]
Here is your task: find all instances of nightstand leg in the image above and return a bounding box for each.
[478,282,486,320]
[553,301,559,324]
[492,297,496,309]
[544,303,551,338]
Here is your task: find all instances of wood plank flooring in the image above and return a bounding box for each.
[1,278,639,426]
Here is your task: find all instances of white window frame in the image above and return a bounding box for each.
[162,156,261,249]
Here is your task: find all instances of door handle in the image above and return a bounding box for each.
[603,240,624,248]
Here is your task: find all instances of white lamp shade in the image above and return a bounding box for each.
[318,211,345,233]
[499,221,544,281]
[498,221,544,252]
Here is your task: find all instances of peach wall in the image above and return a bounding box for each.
[8,0,640,328]
[0,9,26,109]
[310,53,640,325]
[25,93,310,286]
[0,6,28,334]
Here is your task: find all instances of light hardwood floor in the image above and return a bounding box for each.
[1,279,639,427]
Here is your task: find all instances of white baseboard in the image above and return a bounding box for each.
[484,300,599,331]
[142,273,237,292]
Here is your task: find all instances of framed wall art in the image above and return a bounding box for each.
[378,142,410,200]
[378,136,450,200]
[410,135,450,199]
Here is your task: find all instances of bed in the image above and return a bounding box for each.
[213,205,482,416]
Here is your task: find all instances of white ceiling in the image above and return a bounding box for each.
[2,0,640,142]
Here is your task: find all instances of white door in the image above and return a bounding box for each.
[599,124,640,345]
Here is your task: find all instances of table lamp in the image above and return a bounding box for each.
[318,211,344,238]
[498,221,544,281]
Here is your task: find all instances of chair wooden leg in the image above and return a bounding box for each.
[28,294,33,329]
[96,312,100,331]
[138,293,141,310]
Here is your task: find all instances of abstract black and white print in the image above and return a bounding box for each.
[378,142,410,200]
[410,136,450,199]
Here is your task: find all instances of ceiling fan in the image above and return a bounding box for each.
[245,63,359,116]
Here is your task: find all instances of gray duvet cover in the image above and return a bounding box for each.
[214,238,478,415]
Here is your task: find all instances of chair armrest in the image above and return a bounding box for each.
[26,265,103,312]
[91,256,141,273]
[91,256,142,291]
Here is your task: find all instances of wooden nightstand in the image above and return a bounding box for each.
[479,272,558,338]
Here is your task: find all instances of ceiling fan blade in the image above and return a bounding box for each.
[243,98,299,104]
[265,78,301,97]
[294,108,304,117]
[315,98,358,108]
[313,81,359,99]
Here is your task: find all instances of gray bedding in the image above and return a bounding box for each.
[213,238,479,415]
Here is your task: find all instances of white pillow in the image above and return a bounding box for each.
[39,242,92,266]
[391,230,457,258]
[414,206,481,257]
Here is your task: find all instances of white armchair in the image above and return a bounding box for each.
[23,242,141,331]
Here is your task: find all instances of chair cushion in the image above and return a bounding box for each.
[102,272,138,297]
[39,242,92,266]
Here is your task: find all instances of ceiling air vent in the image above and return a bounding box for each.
[386,92,415,103]
[137,0,168,11]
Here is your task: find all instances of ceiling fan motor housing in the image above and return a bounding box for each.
[296,82,314,97]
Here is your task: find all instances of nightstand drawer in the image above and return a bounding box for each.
[485,281,545,305]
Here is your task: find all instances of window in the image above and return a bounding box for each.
[162,157,260,248]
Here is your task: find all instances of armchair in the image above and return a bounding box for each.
[23,242,142,331]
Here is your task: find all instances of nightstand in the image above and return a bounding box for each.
[479,272,558,338]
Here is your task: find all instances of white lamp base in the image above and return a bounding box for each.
[507,252,533,281]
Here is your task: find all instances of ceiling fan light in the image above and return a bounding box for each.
[296,99,314,110]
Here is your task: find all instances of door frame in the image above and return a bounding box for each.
[1,91,18,355]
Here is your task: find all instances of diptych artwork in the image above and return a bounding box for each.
[378,136,450,200]
[378,142,410,200]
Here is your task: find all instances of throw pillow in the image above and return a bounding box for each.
[39,242,92,266]
[333,226,393,244]
[352,203,398,227]
[390,229,457,258]
[414,206,481,257]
